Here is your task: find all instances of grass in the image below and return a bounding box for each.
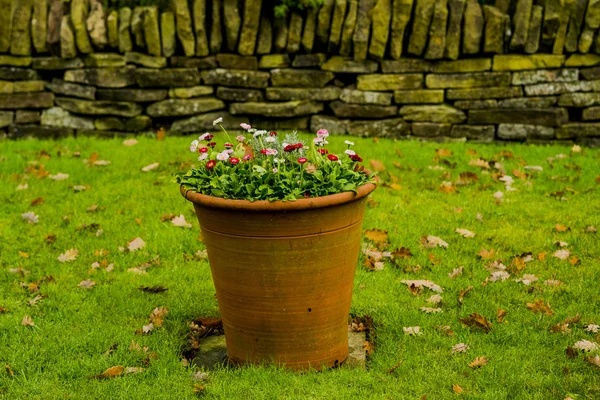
[0,133,599,399]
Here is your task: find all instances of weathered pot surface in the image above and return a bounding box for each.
[182,179,377,371]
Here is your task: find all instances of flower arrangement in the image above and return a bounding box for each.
[176,118,374,202]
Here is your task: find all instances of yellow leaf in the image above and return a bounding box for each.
[468,356,488,368]
[364,229,388,245]
[19,251,29,259]
[452,384,464,394]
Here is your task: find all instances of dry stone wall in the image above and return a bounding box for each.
[1,0,600,145]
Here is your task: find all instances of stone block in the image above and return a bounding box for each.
[394,89,444,104]
[390,0,414,59]
[96,89,167,102]
[0,93,54,109]
[482,5,506,54]
[302,8,318,53]
[168,86,214,99]
[216,87,264,102]
[353,0,375,60]
[250,117,309,130]
[46,79,96,100]
[118,7,133,53]
[431,59,491,73]
[216,54,258,70]
[0,111,13,128]
[340,89,392,105]
[450,124,495,141]
[32,58,84,70]
[95,117,125,131]
[256,15,270,54]
[71,0,93,54]
[582,106,600,120]
[0,0,14,53]
[13,81,45,93]
[426,72,510,88]
[0,68,40,81]
[64,68,136,88]
[229,101,324,117]
[170,56,217,69]
[172,0,195,56]
[0,56,32,67]
[87,0,108,49]
[143,6,162,57]
[60,15,77,59]
[266,87,342,101]
[47,0,63,50]
[146,98,225,117]
[347,118,411,137]
[237,0,261,55]
[83,53,126,68]
[125,52,167,69]
[273,16,288,53]
[170,112,249,133]
[15,111,40,124]
[0,81,12,94]
[293,54,328,68]
[463,0,483,54]
[287,11,304,53]
[8,125,73,139]
[310,115,348,134]
[321,56,378,73]
[369,0,392,59]
[468,108,568,126]
[564,54,600,67]
[399,104,466,123]
[381,59,431,72]
[357,74,424,91]
[558,93,600,107]
[55,97,143,117]
[135,68,201,88]
[330,101,398,118]
[511,69,579,85]
[525,5,543,53]
[161,11,176,57]
[223,0,241,52]
[126,116,153,132]
[201,69,270,88]
[444,0,466,60]
[499,97,558,108]
[424,0,448,60]
[258,54,291,69]
[407,0,436,56]
[271,69,335,88]
[497,124,554,140]
[412,122,452,137]
[447,86,523,100]
[339,0,357,56]
[11,0,33,56]
[41,107,94,130]
[131,7,147,49]
[107,10,119,48]
[328,0,348,53]
[510,0,532,50]
[524,81,600,96]
[556,123,600,138]
[453,99,498,109]
[492,55,565,71]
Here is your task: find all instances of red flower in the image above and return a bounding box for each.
[294,143,303,150]
[203,134,213,141]
[327,154,339,161]
[318,148,329,155]
[208,142,216,148]
[298,157,308,164]
[230,157,240,165]
[350,154,363,162]
[284,144,295,152]
[206,160,216,169]
[269,131,278,136]
[224,143,233,148]
[199,147,209,153]
[260,149,268,154]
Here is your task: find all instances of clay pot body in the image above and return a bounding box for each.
[181,182,376,371]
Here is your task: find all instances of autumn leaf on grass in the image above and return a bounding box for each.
[171,214,192,228]
[456,171,479,185]
[573,340,599,352]
[478,248,496,260]
[90,366,124,379]
[489,271,510,282]
[364,256,385,271]
[497,309,507,323]
[585,225,597,233]
[468,356,488,368]
[127,237,146,252]
[555,224,570,232]
[0,306,8,313]
[363,341,375,356]
[455,228,475,238]
[427,294,443,305]
[420,307,442,314]
[587,355,600,368]
[403,326,423,336]
[49,173,69,181]
[469,158,490,169]
[460,313,492,333]
[141,163,159,172]
[458,286,473,306]
[78,280,96,289]
[364,229,388,245]
[515,274,539,286]
[526,299,554,316]
[420,235,448,249]
[28,295,44,307]
[452,384,464,394]
[585,324,600,333]
[439,181,457,194]
[392,247,412,259]
[369,159,386,172]
[550,323,571,334]
[401,280,443,293]
[452,343,469,354]
[57,249,78,263]
[21,212,39,224]
[149,307,168,327]
[160,213,177,222]
[123,138,138,146]
[30,197,44,207]
[21,316,35,327]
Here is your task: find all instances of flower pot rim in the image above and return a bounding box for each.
[181,174,378,212]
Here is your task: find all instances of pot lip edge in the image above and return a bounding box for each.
[181,174,378,212]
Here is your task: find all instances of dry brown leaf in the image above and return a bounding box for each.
[468,356,488,368]
[123,138,138,146]
[586,355,600,368]
[21,315,35,327]
[469,158,490,169]
[420,235,449,249]
[392,247,412,259]
[0,306,8,313]
[568,256,580,265]
[526,299,554,315]
[171,215,192,228]
[19,251,29,259]
[435,325,454,336]
[452,343,469,354]
[439,182,457,194]
[369,159,386,172]
[449,266,464,279]
[127,237,146,252]
[460,312,492,333]
[497,309,507,323]
[78,280,96,289]
[124,367,144,374]
[573,340,599,352]
[452,384,464,394]
[160,213,177,222]
[550,323,571,334]
[455,228,475,238]
[156,127,166,141]
[478,249,496,260]
[401,280,443,293]
[555,224,569,232]
[458,286,473,306]
[141,162,160,172]
[57,248,78,263]
[552,249,570,260]
[403,326,422,336]
[30,197,44,206]
[91,366,124,379]
[363,341,375,356]
[364,229,388,245]
[420,307,442,314]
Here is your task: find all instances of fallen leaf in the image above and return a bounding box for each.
[478,248,496,260]
[0,306,8,313]
[427,294,443,305]
[565,346,579,358]
[573,340,599,352]
[44,234,57,244]
[149,307,169,327]
[489,271,510,282]
[5,364,14,377]
[420,235,449,249]
[57,248,78,263]
[435,325,454,336]
[78,280,96,289]
[586,355,600,368]
[469,159,490,169]
[49,173,69,181]
[439,181,457,194]
[458,286,473,306]
[141,162,160,172]
[124,367,144,374]
[123,138,139,146]
[21,315,35,327]
[28,295,44,306]
[369,159,386,172]
[449,266,463,279]
[401,280,443,293]
[452,343,469,354]
[568,256,580,265]
[524,165,543,172]
[171,214,192,228]
[91,366,124,379]
[585,324,600,333]
[21,211,39,224]
[552,249,570,260]
[460,313,492,333]
[550,323,571,334]
[16,183,28,191]
[515,274,538,286]
[420,307,442,313]
[538,252,547,261]
[526,299,554,315]
[455,228,475,238]
[127,237,146,252]
[364,229,388,245]
[452,384,464,394]
[363,341,375,356]
[19,251,29,259]
[392,247,412,259]
[30,197,44,207]
[403,326,422,336]
[160,213,177,222]
[468,356,488,368]
[156,127,166,141]
[497,309,507,323]
[193,384,205,394]
[584,225,597,233]
[72,185,88,192]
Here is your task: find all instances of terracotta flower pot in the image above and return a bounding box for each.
[181,181,377,371]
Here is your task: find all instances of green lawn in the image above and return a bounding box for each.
[1,133,599,399]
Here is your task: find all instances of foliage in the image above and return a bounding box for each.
[176,120,373,202]
[274,0,325,17]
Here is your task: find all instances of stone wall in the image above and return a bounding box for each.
[1,0,600,145]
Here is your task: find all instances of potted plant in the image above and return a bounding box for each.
[177,118,377,371]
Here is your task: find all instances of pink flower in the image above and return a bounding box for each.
[206,160,216,169]
[224,143,233,148]
[225,149,234,154]
[236,135,245,142]
[327,154,339,161]
[230,157,240,165]
[199,133,213,141]
[298,157,307,164]
[243,154,252,161]
[198,153,208,161]
[240,123,252,131]
[189,140,199,152]
[344,149,356,156]
[316,129,329,137]
[265,149,278,156]
[216,152,230,161]
[272,168,278,173]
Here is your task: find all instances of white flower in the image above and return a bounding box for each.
[313,137,324,145]
[236,135,245,142]
[22,211,39,224]
[273,158,286,164]
[265,149,278,156]
[345,140,355,146]
[253,130,267,137]
[199,133,212,141]
[282,142,289,148]
[264,136,276,143]
[240,123,252,131]
[225,149,234,154]
[190,140,199,152]
[198,153,208,161]
[212,117,223,126]
[344,149,356,156]
[216,152,229,161]
[248,128,256,133]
